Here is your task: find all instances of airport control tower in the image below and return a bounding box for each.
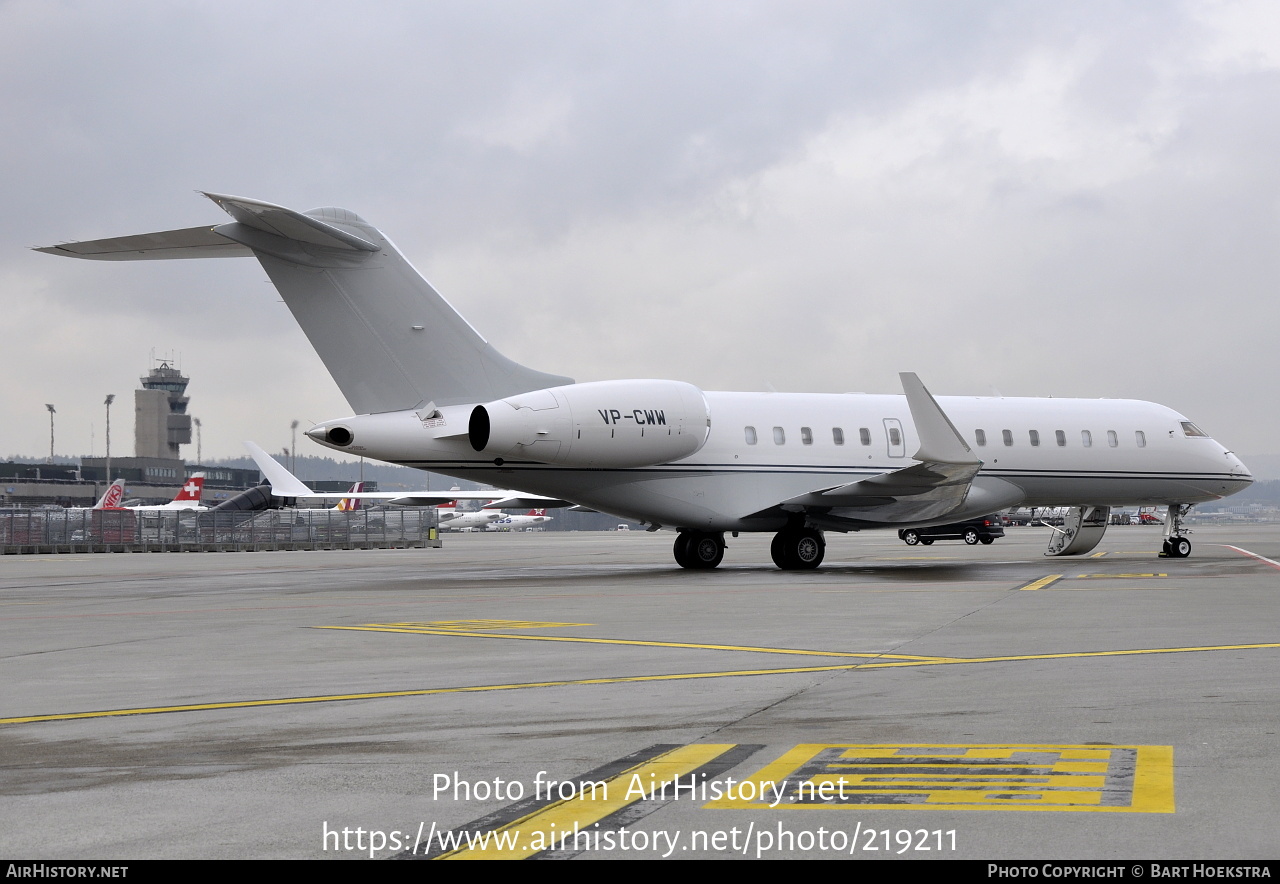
[134,360,192,459]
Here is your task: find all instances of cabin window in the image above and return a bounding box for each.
[975,429,987,446]
[801,427,813,445]
[773,426,786,445]
[1029,430,1040,447]
[1082,430,1093,448]
[833,427,845,445]
[1055,430,1066,447]
[1181,421,1208,437]
[859,427,871,446]
[1135,430,1146,448]
[1107,430,1118,448]
[1002,429,1013,447]
[888,427,901,447]
[744,426,757,445]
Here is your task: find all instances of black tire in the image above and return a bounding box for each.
[979,536,994,545]
[770,533,788,569]
[676,531,724,569]
[771,528,825,570]
[921,538,934,545]
[673,532,693,568]
[1172,536,1191,558]
[963,528,980,545]
[902,530,920,546]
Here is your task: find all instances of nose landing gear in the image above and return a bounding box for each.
[1160,504,1193,558]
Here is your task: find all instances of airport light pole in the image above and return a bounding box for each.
[291,420,299,473]
[193,417,201,467]
[45,403,55,463]
[104,394,115,480]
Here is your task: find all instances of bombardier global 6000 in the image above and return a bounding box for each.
[39,194,1252,569]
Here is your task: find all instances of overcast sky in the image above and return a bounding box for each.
[4,0,1278,465]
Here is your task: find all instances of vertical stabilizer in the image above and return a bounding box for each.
[36,194,574,414]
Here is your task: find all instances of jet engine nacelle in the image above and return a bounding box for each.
[469,379,710,468]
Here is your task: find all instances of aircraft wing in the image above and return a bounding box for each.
[761,373,1023,528]
[243,442,573,507]
[480,495,575,510]
[389,493,573,508]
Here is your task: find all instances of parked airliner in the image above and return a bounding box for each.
[436,503,502,531]
[486,509,554,531]
[38,194,1253,569]
[61,479,126,512]
[123,474,207,511]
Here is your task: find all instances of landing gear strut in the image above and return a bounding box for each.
[1160,504,1193,559]
[770,527,825,570]
[674,531,725,569]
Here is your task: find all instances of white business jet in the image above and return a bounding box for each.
[39,194,1252,569]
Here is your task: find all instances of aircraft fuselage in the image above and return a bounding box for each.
[308,391,1251,534]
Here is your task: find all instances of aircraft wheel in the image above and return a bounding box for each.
[675,531,724,569]
[979,536,994,545]
[688,532,725,569]
[1171,536,1192,558]
[771,528,824,570]
[770,533,788,568]
[902,530,920,546]
[963,528,980,545]
[673,532,694,568]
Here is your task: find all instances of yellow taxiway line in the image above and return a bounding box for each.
[6,640,1280,725]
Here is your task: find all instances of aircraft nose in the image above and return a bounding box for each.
[1226,452,1253,484]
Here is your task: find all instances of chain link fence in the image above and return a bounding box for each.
[0,508,440,553]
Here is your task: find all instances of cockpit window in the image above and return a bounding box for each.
[1181,421,1209,438]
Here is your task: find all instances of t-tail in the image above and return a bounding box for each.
[335,483,365,512]
[94,479,127,510]
[37,193,573,414]
[172,474,204,504]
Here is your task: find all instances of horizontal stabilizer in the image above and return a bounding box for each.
[34,225,252,261]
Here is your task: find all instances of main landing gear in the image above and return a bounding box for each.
[673,530,725,569]
[1160,504,1193,559]
[770,527,825,570]
[671,527,827,570]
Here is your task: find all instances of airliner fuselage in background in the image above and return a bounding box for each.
[38,194,1252,569]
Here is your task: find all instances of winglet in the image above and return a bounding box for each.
[243,441,313,497]
[899,372,979,465]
